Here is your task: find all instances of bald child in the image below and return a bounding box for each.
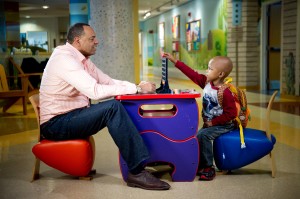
[163,53,237,181]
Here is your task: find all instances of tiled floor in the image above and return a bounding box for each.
[0,75,300,199]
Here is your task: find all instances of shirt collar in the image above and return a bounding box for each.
[66,42,88,63]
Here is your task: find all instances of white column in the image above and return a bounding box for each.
[89,0,135,82]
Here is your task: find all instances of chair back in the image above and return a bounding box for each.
[29,94,41,137]
[265,90,278,141]
[9,57,24,75]
[0,64,9,92]
[9,56,42,91]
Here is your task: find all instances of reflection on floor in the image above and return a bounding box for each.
[0,75,300,199]
[249,101,300,116]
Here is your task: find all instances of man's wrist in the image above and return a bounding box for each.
[136,85,142,94]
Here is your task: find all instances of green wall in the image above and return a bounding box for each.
[140,0,227,71]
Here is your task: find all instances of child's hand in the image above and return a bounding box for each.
[163,52,177,64]
[204,121,212,128]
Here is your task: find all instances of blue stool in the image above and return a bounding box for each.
[213,128,276,170]
[213,91,278,177]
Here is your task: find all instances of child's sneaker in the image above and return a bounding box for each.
[197,167,204,176]
[199,167,216,181]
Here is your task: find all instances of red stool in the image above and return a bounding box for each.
[29,94,96,181]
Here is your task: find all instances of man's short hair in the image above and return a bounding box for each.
[67,23,90,44]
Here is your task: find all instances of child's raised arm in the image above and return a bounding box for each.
[163,52,177,64]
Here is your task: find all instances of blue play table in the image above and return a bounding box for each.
[116,93,200,182]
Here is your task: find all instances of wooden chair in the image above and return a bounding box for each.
[265,90,278,177]
[9,56,43,95]
[0,64,29,115]
[29,94,96,181]
[213,90,278,178]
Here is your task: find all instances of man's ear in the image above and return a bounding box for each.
[73,36,81,44]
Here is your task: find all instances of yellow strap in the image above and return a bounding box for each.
[236,117,246,148]
[225,77,233,84]
[225,77,246,148]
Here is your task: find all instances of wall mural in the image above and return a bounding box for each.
[142,0,228,71]
[158,22,165,51]
[285,52,295,95]
[172,15,180,60]
[186,20,201,51]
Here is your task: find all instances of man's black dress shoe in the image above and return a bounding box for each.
[127,170,170,190]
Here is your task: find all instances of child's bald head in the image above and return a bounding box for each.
[210,56,233,78]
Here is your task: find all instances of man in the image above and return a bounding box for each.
[39,23,170,190]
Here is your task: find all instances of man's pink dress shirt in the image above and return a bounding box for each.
[39,43,137,125]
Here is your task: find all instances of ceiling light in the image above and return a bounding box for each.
[25,16,30,18]
[143,12,151,19]
[42,5,49,9]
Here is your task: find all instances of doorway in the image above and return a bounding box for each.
[261,1,282,94]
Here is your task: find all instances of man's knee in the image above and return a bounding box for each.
[98,99,126,115]
[105,99,124,112]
